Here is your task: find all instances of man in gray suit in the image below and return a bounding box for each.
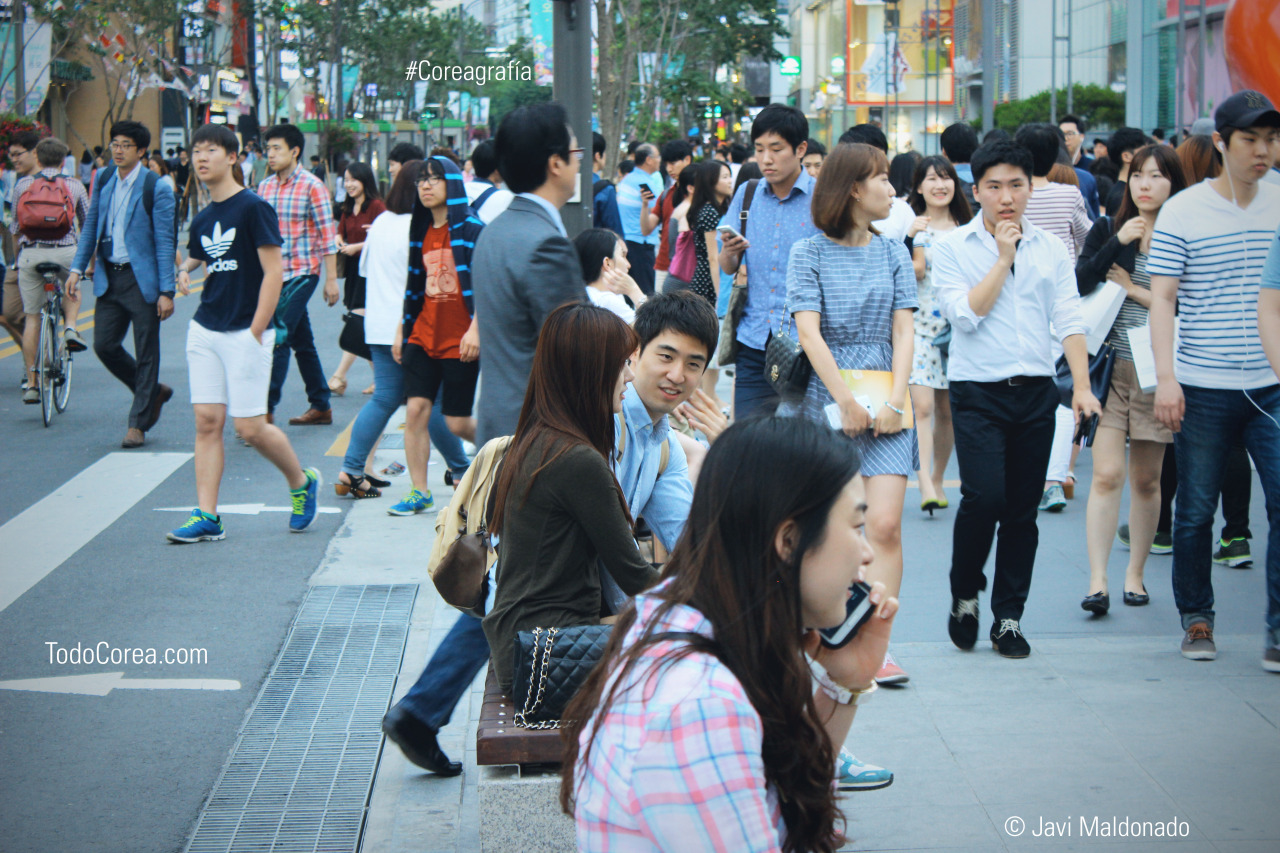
[471,101,586,445]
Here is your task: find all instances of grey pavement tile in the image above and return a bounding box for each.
[1219,674,1280,728]
[1212,842,1280,852]
[958,758,1174,807]
[924,699,1109,741]
[1138,775,1280,842]
[845,737,979,808]
[838,803,1006,851]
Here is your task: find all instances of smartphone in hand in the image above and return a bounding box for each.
[817,582,875,649]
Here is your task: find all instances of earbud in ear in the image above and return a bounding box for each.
[1217,140,1226,154]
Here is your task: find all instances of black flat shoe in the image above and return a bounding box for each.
[364,473,391,489]
[1123,589,1150,606]
[1081,591,1110,615]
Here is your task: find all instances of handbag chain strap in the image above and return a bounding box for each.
[514,627,562,729]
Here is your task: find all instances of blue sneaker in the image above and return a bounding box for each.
[836,749,893,791]
[387,488,433,516]
[167,509,226,543]
[289,467,322,532]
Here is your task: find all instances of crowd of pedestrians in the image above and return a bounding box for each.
[7,88,1280,851]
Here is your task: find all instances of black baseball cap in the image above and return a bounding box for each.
[1214,90,1280,132]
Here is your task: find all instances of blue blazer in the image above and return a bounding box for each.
[71,167,177,304]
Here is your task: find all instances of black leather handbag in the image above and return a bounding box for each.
[764,318,812,399]
[511,624,612,728]
[1055,342,1117,410]
[338,311,371,360]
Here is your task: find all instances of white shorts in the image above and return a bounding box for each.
[186,319,273,418]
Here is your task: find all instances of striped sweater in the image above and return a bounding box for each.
[1147,180,1280,390]
[403,155,485,335]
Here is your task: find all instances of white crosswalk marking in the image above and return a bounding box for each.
[0,452,192,614]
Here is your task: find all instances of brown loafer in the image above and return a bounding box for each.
[142,383,174,432]
[122,428,145,448]
[288,408,333,425]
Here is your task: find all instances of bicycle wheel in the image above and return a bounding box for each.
[54,326,72,413]
[38,310,56,426]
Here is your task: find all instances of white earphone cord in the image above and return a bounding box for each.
[1220,143,1280,432]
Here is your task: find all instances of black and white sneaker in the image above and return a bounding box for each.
[990,618,1031,658]
[948,596,980,650]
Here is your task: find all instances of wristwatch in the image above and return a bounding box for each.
[806,655,877,706]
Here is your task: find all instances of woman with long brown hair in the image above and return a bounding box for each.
[563,416,899,852]
[482,302,660,692]
[1075,143,1188,614]
[1175,133,1222,184]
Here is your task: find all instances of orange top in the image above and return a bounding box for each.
[408,224,471,359]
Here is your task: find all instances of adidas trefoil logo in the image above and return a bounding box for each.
[202,221,239,272]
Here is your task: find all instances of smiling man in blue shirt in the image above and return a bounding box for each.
[718,104,820,419]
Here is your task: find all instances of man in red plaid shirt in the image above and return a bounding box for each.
[256,124,340,425]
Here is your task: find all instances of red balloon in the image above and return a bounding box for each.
[1224,0,1280,103]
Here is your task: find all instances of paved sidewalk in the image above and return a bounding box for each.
[313,403,1280,852]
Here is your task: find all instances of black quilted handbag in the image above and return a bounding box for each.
[511,624,612,728]
[764,324,812,399]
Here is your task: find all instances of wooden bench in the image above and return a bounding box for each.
[476,667,564,766]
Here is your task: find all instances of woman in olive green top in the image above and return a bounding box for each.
[483,303,661,691]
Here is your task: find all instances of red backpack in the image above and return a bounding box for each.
[16,174,75,241]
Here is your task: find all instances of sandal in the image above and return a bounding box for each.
[1063,471,1076,500]
[334,473,382,498]
[328,375,348,396]
[364,473,391,489]
[363,383,376,395]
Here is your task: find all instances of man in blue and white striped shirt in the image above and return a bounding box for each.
[1148,90,1280,668]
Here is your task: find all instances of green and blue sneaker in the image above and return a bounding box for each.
[1212,537,1252,568]
[167,509,225,543]
[387,488,433,516]
[836,748,894,791]
[289,467,322,532]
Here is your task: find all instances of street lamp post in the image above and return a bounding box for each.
[552,0,592,237]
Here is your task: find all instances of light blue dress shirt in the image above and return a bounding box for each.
[516,191,567,238]
[616,169,664,245]
[108,164,143,263]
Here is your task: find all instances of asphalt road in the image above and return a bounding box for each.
[0,277,370,853]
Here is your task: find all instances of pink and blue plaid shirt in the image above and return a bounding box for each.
[255,166,337,277]
[573,585,786,852]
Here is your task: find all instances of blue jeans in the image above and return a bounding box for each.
[396,612,490,731]
[1173,384,1280,645]
[268,274,330,414]
[342,346,470,478]
[732,344,780,421]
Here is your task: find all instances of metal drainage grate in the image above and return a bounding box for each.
[185,584,417,853]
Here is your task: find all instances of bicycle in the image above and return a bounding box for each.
[34,261,73,427]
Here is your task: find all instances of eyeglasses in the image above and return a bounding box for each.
[109,141,137,151]
[416,175,445,187]
[568,148,584,161]
[1062,129,1081,138]
[8,148,29,158]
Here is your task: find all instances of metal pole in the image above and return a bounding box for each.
[14,0,25,113]
[1197,0,1207,123]
[1065,0,1073,114]
[1175,0,1185,137]
[1050,0,1057,124]
[553,0,592,237]
[981,0,995,134]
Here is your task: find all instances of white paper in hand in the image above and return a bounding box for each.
[824,398,876,430]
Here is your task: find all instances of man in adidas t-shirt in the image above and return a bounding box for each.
[166,123,322,544]
[1149,90,1280,668]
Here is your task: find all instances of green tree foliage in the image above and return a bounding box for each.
[990,84,1125,133]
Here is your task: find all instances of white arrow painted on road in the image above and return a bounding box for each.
[0,672,241,696]
[153,504,340,515]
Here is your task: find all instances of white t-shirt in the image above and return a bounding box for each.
[464,179,514,224]
[359,211,413,345]
[873,196,915,241]
[586,286,636,324]
[1147,180,1280,390]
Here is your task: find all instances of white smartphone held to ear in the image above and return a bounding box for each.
[717,224,744,241]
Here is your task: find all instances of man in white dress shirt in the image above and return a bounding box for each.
[932,140,1103,658]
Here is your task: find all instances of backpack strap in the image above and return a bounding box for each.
[473,184,498,212]
[593,177,612,197]
[141,169,157,218]
[739,178,760,239]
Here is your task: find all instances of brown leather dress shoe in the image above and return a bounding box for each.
[142,383,174,432]
[288,408,333,425]
[122,428,145,448]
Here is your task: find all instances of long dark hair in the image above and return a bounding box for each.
[889,151,921,198]
[384,159,424,215]
[1115,144,1187,232]
[561,416,863,853]
[340,161,381,217]
[907,154,973,225]
[489,303,639,533]
[684,160,732,230]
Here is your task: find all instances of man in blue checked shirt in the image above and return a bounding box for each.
[718,104,822,420]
